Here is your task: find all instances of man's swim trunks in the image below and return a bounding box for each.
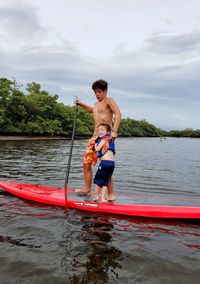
[93,160,115,187]
[83,135,98,165]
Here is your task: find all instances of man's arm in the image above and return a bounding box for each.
[75,99,93,113]
[107,98,122,138]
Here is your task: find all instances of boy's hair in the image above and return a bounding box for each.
[92,79,108,92]
[97,123,111,133]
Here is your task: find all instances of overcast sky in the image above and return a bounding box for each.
[0,0,200,130]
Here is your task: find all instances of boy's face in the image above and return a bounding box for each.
[94,88,107,102]
[97,126,107,137]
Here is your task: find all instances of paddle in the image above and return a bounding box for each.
[64,99,78,212]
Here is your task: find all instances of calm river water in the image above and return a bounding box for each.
[0,137,200,284]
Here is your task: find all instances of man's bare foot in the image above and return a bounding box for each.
[75,189,91,196]
[101,199,108,203]
[108,195,116,202]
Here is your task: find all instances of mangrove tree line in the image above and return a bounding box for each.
[0,78,199,137]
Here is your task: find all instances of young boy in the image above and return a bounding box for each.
[93,123,115,202]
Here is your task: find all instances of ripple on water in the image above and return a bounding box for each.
[0,138,200,283]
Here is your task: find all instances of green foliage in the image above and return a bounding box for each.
[0,78,16,127]
[76,108,94,136]
[0,78,15,108]
[167,128,200,138]
[0,78,94,136]
[0,77,199,138]
[118,118,161,137]
[192,129,200,137]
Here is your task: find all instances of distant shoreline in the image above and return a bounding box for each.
[0,135,198,141]
[0,135,68,141]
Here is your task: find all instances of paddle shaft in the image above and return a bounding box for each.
[64,103,78,211]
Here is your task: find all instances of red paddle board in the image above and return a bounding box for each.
[0,181,200,219]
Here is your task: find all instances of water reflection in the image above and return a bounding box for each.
[0,138,200,283]
[59,212,200,283]
[0,235,41,248]
[111,216,200,252]
[61,214,122,284]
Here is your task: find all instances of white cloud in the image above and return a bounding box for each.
[0,0,200,130]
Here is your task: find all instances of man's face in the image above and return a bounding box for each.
[94,88,107,102]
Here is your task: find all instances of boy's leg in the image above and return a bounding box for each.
[93,185,100,201]
[108,177,115,201]
[102,186,108,202]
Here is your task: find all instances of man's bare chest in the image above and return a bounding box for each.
[94,102,111,115]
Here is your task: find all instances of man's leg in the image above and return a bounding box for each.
[83,163,93,194]
[75,135,97,195]
[75,163,92,195]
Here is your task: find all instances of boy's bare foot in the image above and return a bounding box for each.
[101,199,108,203]
[93,195,99,202]
[75,189,91,196]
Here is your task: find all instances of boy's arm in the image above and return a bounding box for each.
[95,139,107,152]
[75,99,93,113]
[107,98,122,138]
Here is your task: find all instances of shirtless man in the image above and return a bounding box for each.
[75,79,121,200]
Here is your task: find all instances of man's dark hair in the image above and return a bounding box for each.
[92,79,108,91]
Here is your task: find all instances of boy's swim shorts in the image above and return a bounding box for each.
[93,160,115,187]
